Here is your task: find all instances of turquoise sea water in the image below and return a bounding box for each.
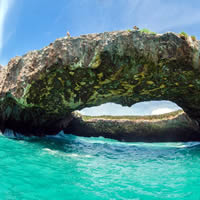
[1,132,200,200]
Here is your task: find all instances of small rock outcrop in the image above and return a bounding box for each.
[64,110,200,142]
[0,30,200,139]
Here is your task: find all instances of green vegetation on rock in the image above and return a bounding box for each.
[140,28,156,34]
[191,35,196,41]
[179,31,188,39]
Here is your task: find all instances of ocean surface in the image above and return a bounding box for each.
[1,131,200,200]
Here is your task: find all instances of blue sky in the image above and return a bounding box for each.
[0,0,198,114]
[1,0,200,66]
[80,101,181,116]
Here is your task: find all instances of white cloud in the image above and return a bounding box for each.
[151,108,174,115]
[122,0,200,32]
[0,0,14,56]
[79,103,136,116]
[79,101,180,116]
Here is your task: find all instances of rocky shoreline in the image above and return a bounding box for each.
[64,110,200,142]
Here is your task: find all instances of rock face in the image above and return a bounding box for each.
[0,30,200,138]
[64,110,200,142]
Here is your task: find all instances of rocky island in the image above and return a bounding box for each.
[0,29,200,141]
[64,110,200,142]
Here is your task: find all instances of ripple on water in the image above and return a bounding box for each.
[0,132,200,199]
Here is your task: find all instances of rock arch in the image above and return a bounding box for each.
[0,30,200,137]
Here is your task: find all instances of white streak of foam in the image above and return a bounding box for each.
[43,148,58,155]
[43,148,92,158]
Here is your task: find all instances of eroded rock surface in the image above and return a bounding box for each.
[0,30,200,137]
[64,110,200,142]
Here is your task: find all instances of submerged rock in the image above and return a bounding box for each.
[0,30,200,140]
[65,110,200,142]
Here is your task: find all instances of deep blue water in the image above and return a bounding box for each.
[1,131,200,200]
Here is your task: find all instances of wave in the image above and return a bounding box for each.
[175,142,200,148]
[43,147,92,158]
[3,129,29,139]
[2,129,200,149]
[46,130,75,140]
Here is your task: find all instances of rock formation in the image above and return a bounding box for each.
[0,30,200,139]
[65,110,200,142]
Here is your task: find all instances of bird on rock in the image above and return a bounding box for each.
[133,26,139,31]
[67,31,70,38]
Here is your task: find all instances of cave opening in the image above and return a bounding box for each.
[62,100,200,142]
[78,100,182,117]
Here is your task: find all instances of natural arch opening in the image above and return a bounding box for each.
[78,100,182,116]
[64,100,200,142]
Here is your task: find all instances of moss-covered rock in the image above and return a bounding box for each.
[0,30,200,138]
